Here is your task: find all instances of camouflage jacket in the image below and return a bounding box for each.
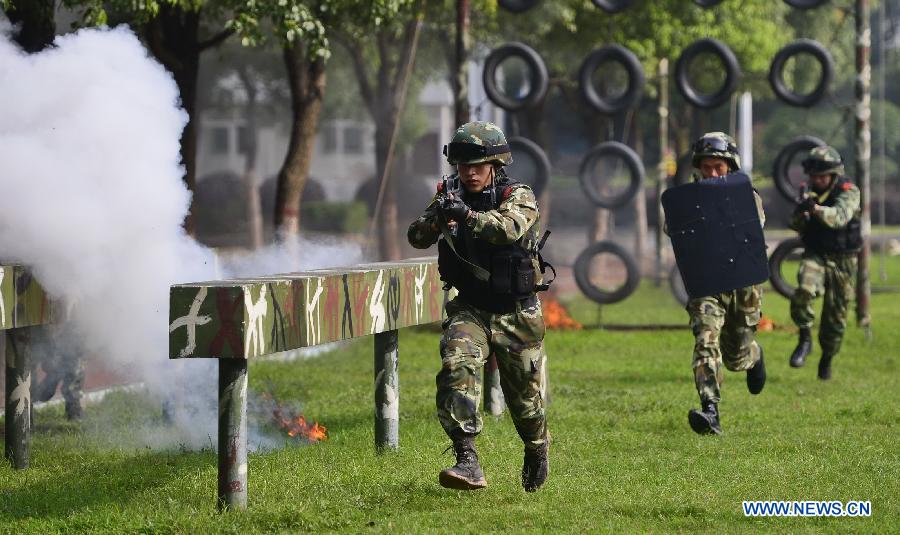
[407,182,542,250]
[790,180,861,232]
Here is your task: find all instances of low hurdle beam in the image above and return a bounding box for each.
[168,257,452,510]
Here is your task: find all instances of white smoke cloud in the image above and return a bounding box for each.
[0,23,362,449]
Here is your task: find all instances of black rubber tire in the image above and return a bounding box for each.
[482,42,549,111]
[507,136,550,197]
[769,237,805,299]
[693,0,725,7]
[769,39,834,107]
[590,0,632,14]
[573,241,641,305]
[675,38,741,109]
[578,141,644,209]
[577,44,645,114]
[498,0,540,13]
[784,0,829,9]
[772,135,826,202]
[669,264,690,307]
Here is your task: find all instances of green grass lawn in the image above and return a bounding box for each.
[2,271,898,532]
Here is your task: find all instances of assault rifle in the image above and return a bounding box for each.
[797,183,818,220]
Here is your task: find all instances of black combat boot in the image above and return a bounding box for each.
[688,400,722,435]
[439,432,487,490]
[65,398,83,421]
[522,442,549,492]
[818,353,834,380]
[746,346,766,395]
[790,328,812,368]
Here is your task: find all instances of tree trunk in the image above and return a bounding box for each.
[453,0,470,126]
[144,4,232,236]
[144,5,202,236]
[236,66,264,249]
[343,17,422,261]
[274,43,327,240]
[632,120,647,273]
[5,0,55,53]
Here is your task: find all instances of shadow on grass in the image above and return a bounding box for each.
[0,449,207,521]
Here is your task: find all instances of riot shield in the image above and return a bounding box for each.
[661,172,769,299]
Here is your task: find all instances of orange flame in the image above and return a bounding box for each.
[271,405,328,442]
[542,295,583,330]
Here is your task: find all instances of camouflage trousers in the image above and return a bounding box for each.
[687,285,762,404]
[790,251,856,357]
[32,352,84,403]
[437,296,547,451]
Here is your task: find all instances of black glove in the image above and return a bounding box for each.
[439,195,471,223]
[795,196,817,217]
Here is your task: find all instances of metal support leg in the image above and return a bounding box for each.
[483,353,505,416]
[218,359,248,511]
[374,330,399,452]
[4,329,31,469]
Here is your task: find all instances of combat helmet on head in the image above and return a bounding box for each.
[443,121,513,166]
[691,132,741,171]
[802,145,844,176]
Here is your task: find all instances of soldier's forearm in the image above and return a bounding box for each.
[467,210,529,244]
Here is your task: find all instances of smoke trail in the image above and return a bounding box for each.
[0,23,361,449]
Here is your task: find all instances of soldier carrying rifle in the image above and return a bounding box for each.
[407,121,553,492]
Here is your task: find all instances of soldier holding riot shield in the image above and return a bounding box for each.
[787,146,861,380]
[407,121,553,492]
[663,132,768,436]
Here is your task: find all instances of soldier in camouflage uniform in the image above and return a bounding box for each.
[681,133,767,436]
[788,146,861,380]
[408,121,549,492]
[32,323,84,420]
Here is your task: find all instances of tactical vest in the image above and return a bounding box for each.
[437,176,548,314]
[802,178,863,255]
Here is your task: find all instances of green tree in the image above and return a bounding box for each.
[228,1,419,246]
[49,0,236,235]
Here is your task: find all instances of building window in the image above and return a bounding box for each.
[210,126,229,155]
[344,125,363,154]
[237,125,251,155]
[322,123,337,154]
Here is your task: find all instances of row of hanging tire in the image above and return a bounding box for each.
[484,38,834,112]
[575,237,809,306]
[498,0,829,14]
[540,134,829,305]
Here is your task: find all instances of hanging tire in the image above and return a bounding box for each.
[578,141,644,209]
[773,135,826,202]
[498,0,540,13]
[769,237,804,299]
[669,264,690,307]
[769,39,834,107]
[482,42,549,111]
[675,38,741,109]
[577,44,645,115]
[783,0,828,9]
[507,136,550,197]
[574,241,640,304]
[693,0,725,7]
[590,0,633,14]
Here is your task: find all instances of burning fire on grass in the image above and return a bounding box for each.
[259,392,328,442]
[542,294,583,330]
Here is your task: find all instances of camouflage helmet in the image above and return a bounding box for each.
[691,132,741,171]
[443,121,513,166]
[802,145,844,176]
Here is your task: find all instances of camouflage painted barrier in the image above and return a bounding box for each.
[1,264,53,470]
[169,257,487,511]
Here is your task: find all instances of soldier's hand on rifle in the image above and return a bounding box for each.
[439,194,471,223]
